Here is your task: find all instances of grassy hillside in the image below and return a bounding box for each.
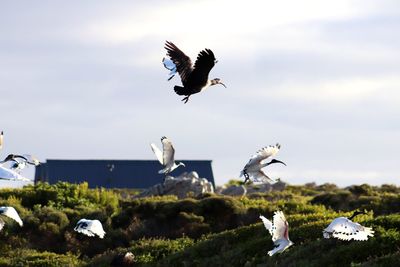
[0,182,398,266]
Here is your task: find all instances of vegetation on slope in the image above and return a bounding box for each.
[0,181,398,266]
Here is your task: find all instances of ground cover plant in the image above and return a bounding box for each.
[0,181,398,266]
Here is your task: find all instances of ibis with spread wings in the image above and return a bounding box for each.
[163,41,226,103]
[260,211,294,256]
[151,136,185,175]
[240,143,286,184]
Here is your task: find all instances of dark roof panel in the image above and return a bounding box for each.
[35,159,214,188]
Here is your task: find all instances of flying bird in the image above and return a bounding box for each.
[0,131,3,150]
[74,219,106,238]
[260,211,294,256]
[151,136,185,175]
[323,210,374,241]
[163,41,226,103]
[240,144,286,184]
[0,206,23,231]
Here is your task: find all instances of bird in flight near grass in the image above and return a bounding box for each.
[323,210,374,241]
[260,211,294,256]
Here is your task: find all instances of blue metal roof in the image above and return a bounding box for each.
[35,159,214,188]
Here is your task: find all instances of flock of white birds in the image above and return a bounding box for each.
[0,41,375,254]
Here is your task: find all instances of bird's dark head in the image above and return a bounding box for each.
[349,210,367,220]
[211,78,226,88]
[267,159,287,166]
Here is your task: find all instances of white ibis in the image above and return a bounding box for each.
[323,210,374,241]
[0,131,3,150]
[163,41,226,103]
[240,144,286,184]
[260,211,294,256]
[74,219,106,238]
[151,136,185,175]
[0,206,23,231]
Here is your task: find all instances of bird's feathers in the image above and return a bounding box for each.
[260,211,290,241]
[0,206,23,226]
[161,137,175,167]
[190,48,216,81]
[323,217,374,241]
[165,41,193,84]
[259,215,273,236]
[272,211,290,241]
[245,144,281,167]
[150,143,164,165]
[0,166,31,181]
[74,219,105,238]
[252,170,278,184]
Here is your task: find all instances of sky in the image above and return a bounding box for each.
[1,0,399,187]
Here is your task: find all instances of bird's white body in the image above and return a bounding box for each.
[74,219,106,238]
[0,166,31,181]
[151,137,185,175]
[0,206,23,231]
[260,211,293,256]
[323,217,374,241]
[241,144,282,184]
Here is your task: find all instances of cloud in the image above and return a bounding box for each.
[0,1,399,187]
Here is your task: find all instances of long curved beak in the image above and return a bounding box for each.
[268,159,287,166]
[219,82,227,88]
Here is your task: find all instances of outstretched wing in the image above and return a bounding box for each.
[252,170,278,184]
[259,215,273,236]
[272,211,289,242]
[164,41,193,84]
[189,49,216,81]
[0,166,31,181]
[245,144,281,168]
[161,137,175,166]
[324,218,374,241]
[0,207,23,226]
[151,143,164,165]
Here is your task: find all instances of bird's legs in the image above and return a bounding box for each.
[243,171,250,184]
[181,96,190,104]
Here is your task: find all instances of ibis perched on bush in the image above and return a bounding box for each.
[163,41,226,103]
[240,144,286,184]
[260,211,294,256]
[323,210,374,241]
[151,136,185,175]
[74,219,106,238]
[0,206,23,231]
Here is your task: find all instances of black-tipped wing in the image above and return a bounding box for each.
[165,41,193,85]
[190,49,216,81]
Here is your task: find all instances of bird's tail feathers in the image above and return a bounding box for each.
[174,86,186,96]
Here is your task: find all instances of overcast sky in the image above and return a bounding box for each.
[1,0,399,187]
